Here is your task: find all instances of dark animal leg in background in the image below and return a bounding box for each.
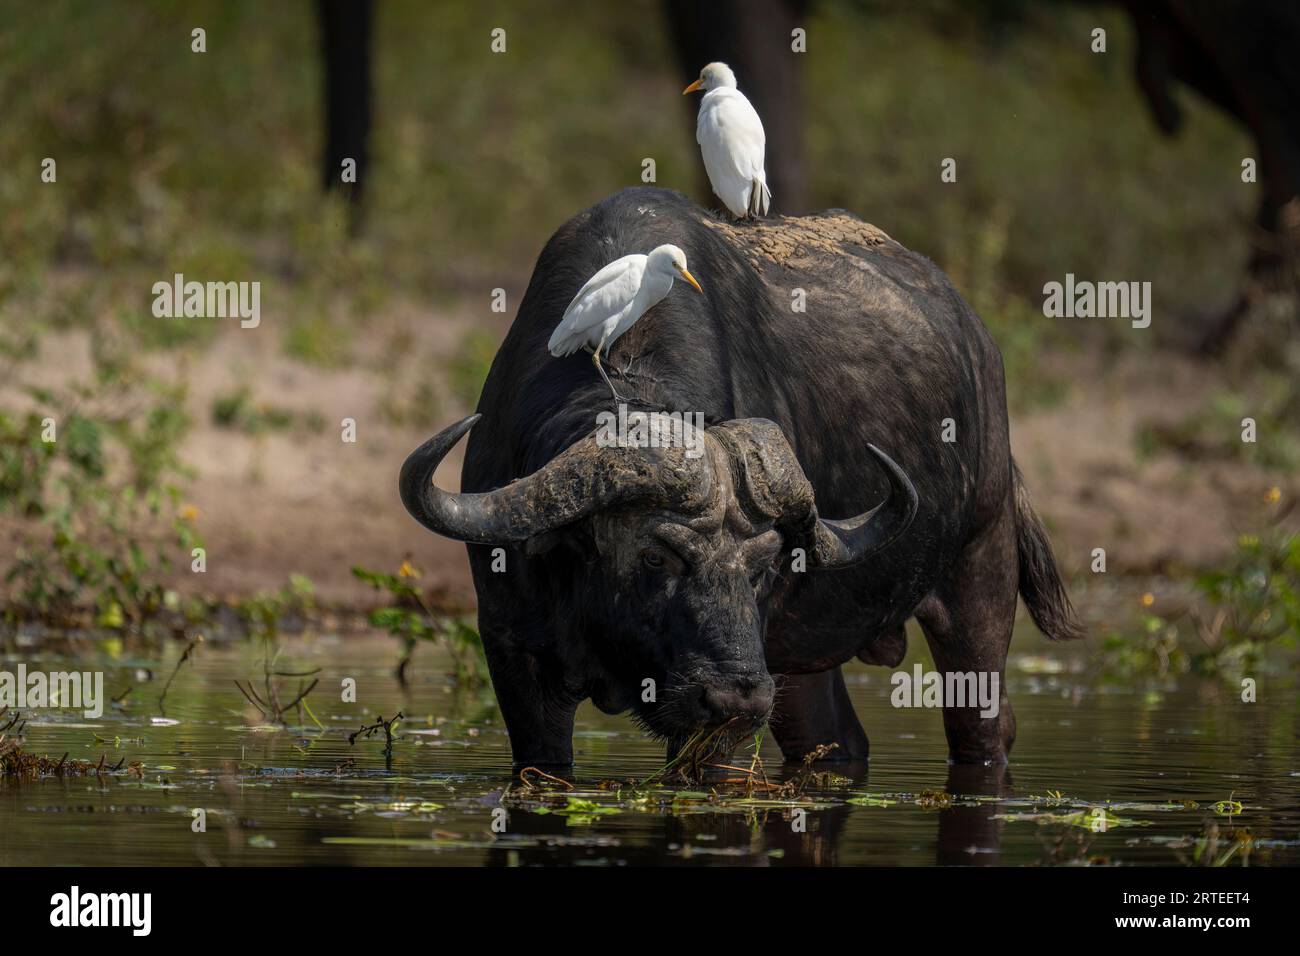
[1195,291,1253,357]
[316,0,373,229]
[768,666,869,763]
[1197,194,1290,355]
[1121,0,1300,353]
[915,505,1019,765]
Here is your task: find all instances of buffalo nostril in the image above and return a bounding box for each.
[702,680,775,723]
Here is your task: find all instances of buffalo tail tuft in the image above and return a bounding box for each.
[1013,460,1084,641]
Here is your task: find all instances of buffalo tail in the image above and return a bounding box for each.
[1013,460,1084,641]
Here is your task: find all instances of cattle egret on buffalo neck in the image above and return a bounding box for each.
[684,62,771,219]
[548,244,702,401]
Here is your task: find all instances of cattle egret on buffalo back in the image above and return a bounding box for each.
[548,244,702,400]
[684,62,770,219]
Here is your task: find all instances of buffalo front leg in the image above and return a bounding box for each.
[768,667,870,763]
[915,506,1019,764]
[482,641,580,772]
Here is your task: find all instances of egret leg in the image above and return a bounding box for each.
[592,331,622,402]
[611,351,638,378]
[612,353,659,388]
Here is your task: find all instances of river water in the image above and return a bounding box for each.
[2,627,1296,866]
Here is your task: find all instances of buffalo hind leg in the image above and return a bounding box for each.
[915,505,1019,764]
[768,666,870,763]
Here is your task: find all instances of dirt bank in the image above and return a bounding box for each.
[3,309,1290,611]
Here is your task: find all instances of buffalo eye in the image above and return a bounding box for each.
[641,548,667,571]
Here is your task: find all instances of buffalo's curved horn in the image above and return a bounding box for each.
[399,414,713,545]
[708,419,918,568]
[812,443,918,568]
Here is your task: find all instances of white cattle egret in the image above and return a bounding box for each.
[683,62,770,219]
[548,244,703,400]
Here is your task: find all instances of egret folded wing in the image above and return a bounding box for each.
[547,254,645,356]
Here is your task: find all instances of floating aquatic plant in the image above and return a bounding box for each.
[846,794,900,808]
[994,807,1150,829]
[533,796,622,826]
[1212,794,1245,816]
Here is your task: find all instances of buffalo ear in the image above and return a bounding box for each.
[523,530,564,558]
[523,525,591,559]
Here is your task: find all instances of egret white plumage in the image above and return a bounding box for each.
[548,244,703,400]
[683,62,771,219]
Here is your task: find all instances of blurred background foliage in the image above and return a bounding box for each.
[0,0,1255,367]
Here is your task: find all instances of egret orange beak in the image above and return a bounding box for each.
[680,268,703,293]
[682,78,704,95]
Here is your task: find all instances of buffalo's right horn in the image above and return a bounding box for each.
[398,414,714,545]
[709,418,917,568]
[811,443,918,568]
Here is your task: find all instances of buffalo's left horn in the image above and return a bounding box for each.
[399,414,712,545]
[813,443,918,568]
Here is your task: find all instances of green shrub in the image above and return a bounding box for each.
[352,562,486,685]
[1100,496,1299,680]
[1,338,199,626]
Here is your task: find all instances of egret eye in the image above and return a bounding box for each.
[641,549,667,571]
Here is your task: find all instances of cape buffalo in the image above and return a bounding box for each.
[400,186,1081,770]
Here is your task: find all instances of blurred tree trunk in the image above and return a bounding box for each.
[317,0,374,226]
[664,0,811,215]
